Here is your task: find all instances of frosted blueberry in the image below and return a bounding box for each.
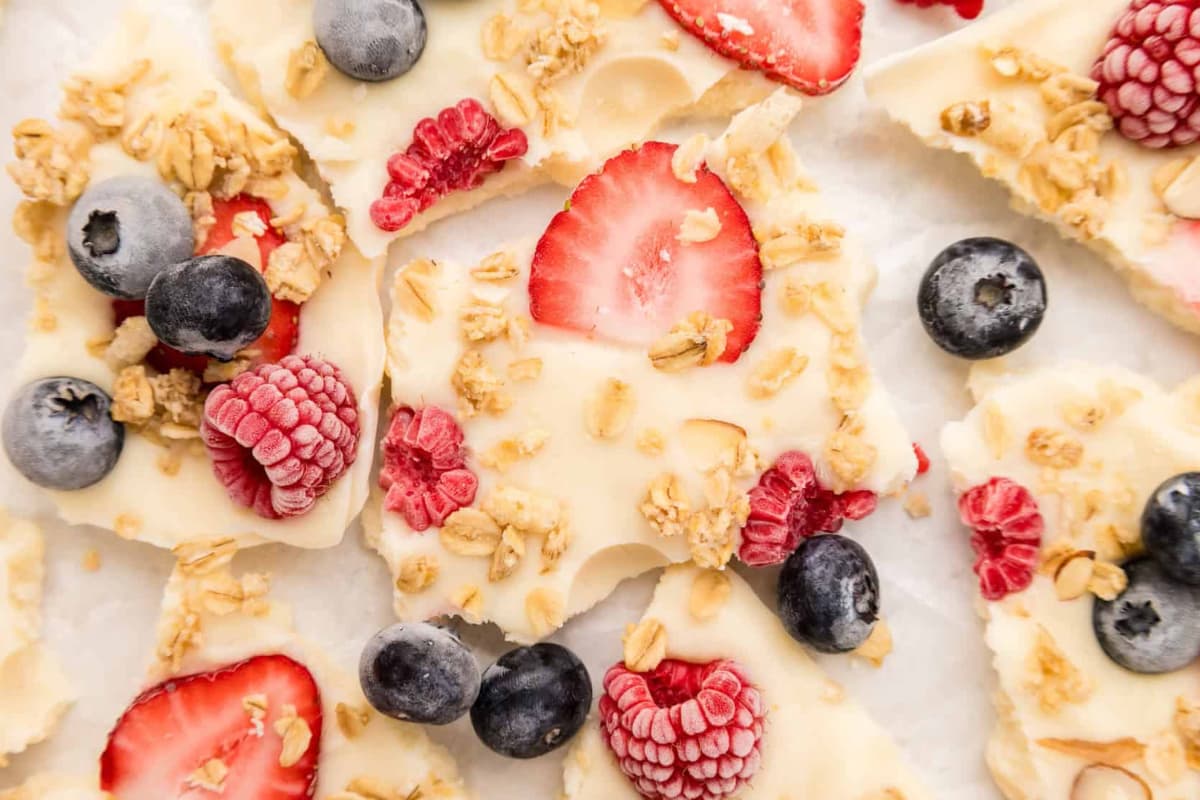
[314,0,428,82]
[66,176,194,299]
[3,377,124,490]
[145,255,272,362]
[359,623,480,725]
[776,534,880,653]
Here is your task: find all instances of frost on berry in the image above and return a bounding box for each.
[369,99,529,232]
[958,477,1045,601]
[599,659,766,800]
[1092,0,1200,148]
[379,405,478,532]
[201,355,360,519]
[737,450,878,567]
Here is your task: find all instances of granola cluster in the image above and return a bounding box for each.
[483,0,607,137]
[110,363,206,444]
[940,44,1125,241]
[638,423,757,569]
[438,485,572,582]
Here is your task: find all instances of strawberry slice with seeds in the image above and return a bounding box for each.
[100,654,322,799]
[201,195,289,268]
[657,0,864,95]
[528,142,762,362]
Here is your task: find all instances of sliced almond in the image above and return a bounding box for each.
[679,418,748,473]
[214,235,263,271]
[1038,737,1144,766]
[1069,764,1151,800]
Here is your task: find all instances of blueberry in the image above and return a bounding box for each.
[66,176,194,299]
[1093,558,1200,674]
[3,377,124,490]
[776,534,880,653]
[145,255,271,361]
[1142,473,1200,585]
[314,0,427,82]
[359,623,480,725]
[917,237,1047,359]
[471,643,592,759]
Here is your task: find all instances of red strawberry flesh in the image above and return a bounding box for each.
[657,0,864,95]
[528,142,762,362]
[100,654,322,800]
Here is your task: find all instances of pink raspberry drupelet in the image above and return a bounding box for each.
[958,477,1045,601]
[379,405,478,532]
[1093,0,1200,148]
[201,355,359,520]
[599,659,766,800]
[737,450,877,567]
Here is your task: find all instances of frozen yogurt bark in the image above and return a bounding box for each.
[365,90,916,642]
[88,557,472,798]
[866,0,1200,336]
[208,0,789,257]
[4,6,385,550]
[560,565,931,799]
[0,776,108,800]
[0,511,72,768]
[942,363,1200,799]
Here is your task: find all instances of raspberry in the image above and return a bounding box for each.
[895,0,984,20]
[201,355,359,519]
[737,451,877,567]
[913,442,931,475]
[958,477,1045,601]
[598,660,765,800]
[379,405,478,532]
[369,99,529,232]
[1092,0,1200,148]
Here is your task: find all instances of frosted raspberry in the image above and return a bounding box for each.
[737,451,877,567]
[201,355,359,519]
[895,0,984,20]
[958,477,1045,601]
[1092,0,1200,148]
[369,99,529,232]
[379,405,478,531]
[599,660,765,800]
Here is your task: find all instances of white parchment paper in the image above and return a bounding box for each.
[2,1,1198,797]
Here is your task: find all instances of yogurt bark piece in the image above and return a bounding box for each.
[865,0,1200,336]
[110,558,472,798]
[366,90,917,643]
[561,565,931,799]
[210,0,778,257]
[6,7,385,549]
[0,776,109,800]
[0,511,73,767]
[942,363,1200,799]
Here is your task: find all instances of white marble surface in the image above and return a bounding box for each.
[1,0,1197,797]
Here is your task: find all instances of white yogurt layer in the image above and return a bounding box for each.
[10,8,386,550]
[210,0,774,257]
[942,363,1200,799]
[561,565,932,799]
[0,775,107,800]
[367,92,917,643]
[0,512,73,766]
[866,0,1200,336]
[147,562,473,799]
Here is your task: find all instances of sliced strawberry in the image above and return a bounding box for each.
[657,0,864,95]
[528,142,762,362]
[201,195,288,268]
[248,299,301,365]
[100,654,322,800]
